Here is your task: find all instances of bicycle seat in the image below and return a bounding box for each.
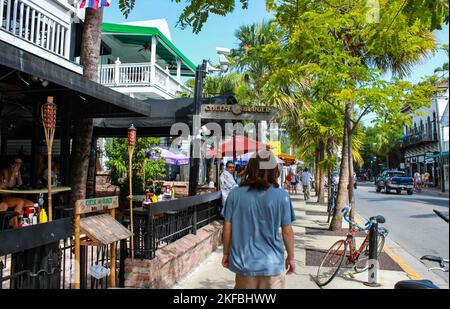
[394,280,439,289]
[369,215,386,224]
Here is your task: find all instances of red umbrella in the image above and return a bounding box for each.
[207,136,270,158]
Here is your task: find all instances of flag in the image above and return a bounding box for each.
[79,0,111,9]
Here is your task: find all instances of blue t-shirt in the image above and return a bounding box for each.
[221,185,296,276]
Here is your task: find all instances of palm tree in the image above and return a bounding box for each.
[232,20,279,98]
[70,7,104,205]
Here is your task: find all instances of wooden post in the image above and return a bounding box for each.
[42,97,56,221]
[74,210,81,289]
[109,207,116,288]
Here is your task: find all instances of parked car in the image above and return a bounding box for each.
[375,170,414,195]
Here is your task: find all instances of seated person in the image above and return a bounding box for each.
[1,156,25,189]
[0,157,34,228]
[42,163,59,187]
[0,196,33,228]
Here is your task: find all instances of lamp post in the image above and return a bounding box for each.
[41,96,57,221]
[189,49,231,196]
[128,124,137,259]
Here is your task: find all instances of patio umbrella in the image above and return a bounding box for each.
[147,146,189,165]
[206,136,270,158]
[238,151,285,164]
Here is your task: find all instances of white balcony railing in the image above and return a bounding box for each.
[0,0,71,58]
[99,62,192,97]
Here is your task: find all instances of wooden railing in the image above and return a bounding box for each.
[0,0,71,58]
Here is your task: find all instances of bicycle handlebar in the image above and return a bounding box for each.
[341,206,372,231]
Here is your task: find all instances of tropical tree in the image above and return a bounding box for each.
[252,0,441,230]
[232,20,279,99]
[104,137,166,200]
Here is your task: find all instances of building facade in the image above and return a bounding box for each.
[98,20,195,100]
[401,83,449,190]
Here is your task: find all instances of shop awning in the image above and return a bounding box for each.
[93,95,237,137]
[0,40,151,119]
[278,153,297,166]
[426,152,449,159]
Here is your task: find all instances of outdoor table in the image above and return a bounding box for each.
[0,187,72,195]
[0,187,72,220]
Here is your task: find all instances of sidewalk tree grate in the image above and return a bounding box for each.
[305,249,403,271]
[305,211,328,216]
[305,227,366,237]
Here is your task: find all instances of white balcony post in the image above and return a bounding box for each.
[114,57,121,85]
[64,26,70,59]
[176,58,182,92]
[165,66,170,90]
[150,36,157,84]
[0,0,4,29]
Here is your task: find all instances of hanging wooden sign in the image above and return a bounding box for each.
[75,196,119,215]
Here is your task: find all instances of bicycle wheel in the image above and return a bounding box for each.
[354,233,386,273]
[316,240,347,286]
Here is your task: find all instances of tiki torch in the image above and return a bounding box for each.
[128,124,136,259]
[41,96,57,221]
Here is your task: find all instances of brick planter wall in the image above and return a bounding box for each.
[124,221,223,289]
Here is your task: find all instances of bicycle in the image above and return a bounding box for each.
[327,182,337,223]
[316,206,388,287]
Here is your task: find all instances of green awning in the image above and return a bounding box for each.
[102,23,196,76]
[426,151,449,159]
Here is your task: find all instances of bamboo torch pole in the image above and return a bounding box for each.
[42,96,57,221]
[127,125,136,260]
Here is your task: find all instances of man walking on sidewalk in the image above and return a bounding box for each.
[220,162,238,207]
[221,152,296,289]
[301,168,312,201]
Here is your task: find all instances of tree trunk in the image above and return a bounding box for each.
[326,137,333,214]
[69,8,104,206]
[330,104,350,231]
[386,154,389,170]
[347,102,356,226]
[317,140,325,204]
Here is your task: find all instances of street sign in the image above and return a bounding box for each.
[200,104,277,121]
[75,196,119,215]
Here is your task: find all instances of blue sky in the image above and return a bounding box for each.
[103,0,448,85]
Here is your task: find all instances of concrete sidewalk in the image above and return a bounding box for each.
[173,194,444,289]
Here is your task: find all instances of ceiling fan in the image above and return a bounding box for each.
[138,42,152,53]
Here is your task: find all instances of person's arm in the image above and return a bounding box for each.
[223,173,237,190]
[222,220,232,268]
[282,225,295,274]
[17,171,23,187]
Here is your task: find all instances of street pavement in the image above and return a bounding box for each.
[173,190,443,289]
[354,182,449,285]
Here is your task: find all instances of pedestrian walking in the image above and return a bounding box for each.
[221,152,296,289]
[290,170,299,195]
[301,168,312,201]
[220,162,239,206]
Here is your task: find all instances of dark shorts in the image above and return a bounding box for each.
[291,182,297,185]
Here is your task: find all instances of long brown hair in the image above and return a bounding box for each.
[240,151,280,190]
